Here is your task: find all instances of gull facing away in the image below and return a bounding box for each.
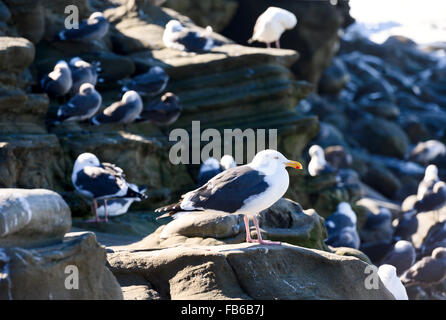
[163,20,216,52]
[59,12,109,42]
[68,57,100,95]
[55,83,102,123]
[155,150,303,245]
[248,7,297,48]
[72,153,147,222]
[121,66,169,97]
[378,265,408,300]
[40,60,72,98]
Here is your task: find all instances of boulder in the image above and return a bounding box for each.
[0,37,35,73]
[0,188,71,247]
[0,231,123,299]
[107,243,395,299]
[318,57,350,95]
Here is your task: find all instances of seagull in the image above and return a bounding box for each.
[417,164,439,200]
[361,208,393,243]
[408,140,446,165]
[121,66,169,97]
[400,247,446,288]
[197,155,237,187]
[421,221,446,257]
[248,7,297,48]
[68,57,100,96]
[71,153,147,222]
[59,12,109,42]
[414,181,446,222]
[155,149,302,245]
[97,184,148,218]
[308,145,336,176]
[393,210,418,242]
[378,265,408,300]
[92,90,143,128]
[163,20,216,52]
[324,202,360,249]
[324,145,353,170]
[138,92,182,126]
[40,60,72,98]
[380,240,416,276]
[55,83,102,123]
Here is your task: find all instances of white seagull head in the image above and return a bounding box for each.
[89,12,105,22]
[55,60,70,70]
[309,145,325,159]
[73,152,100,173]
[432,247,446,259]
[249,149,302,175]
[425,164,438,180]
[79,83,96,94]
[165,20,183,33]
[220,155,236,170]
[122,90,142,103]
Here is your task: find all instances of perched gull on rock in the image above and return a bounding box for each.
[72,153,147,222]
[393,210,418,242]
[59,12,109,42]
[248,7,297,48]
[417,164,439,200]
[400,247,446,287]
[97,184,148,218]
[163,20,216,52]
[380,240,416,276]
[121,66,169,97]
[55,83,102,123]
[197,155,237,187]
[139,92,182,126]
[68,57,100,95]
[421,221,446,256]
[324,202,360,249]
[92,90,143,127]
[408,140,446,165]
[41,60,72,98]
[308,145,336,176]
[155,149,302,245]
[414,181,446,221]
[378,265,408,300]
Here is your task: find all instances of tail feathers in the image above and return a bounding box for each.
[125,186,147,200]
[155,202,200,220]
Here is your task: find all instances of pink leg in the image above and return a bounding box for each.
[266,42,271,48]
[252,215,281,245]
[85,199,101,223]
[275,40,280,48]
[104,200,108,223]
[244,214,255,243]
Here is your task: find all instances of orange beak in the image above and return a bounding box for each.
[285,160,303,170]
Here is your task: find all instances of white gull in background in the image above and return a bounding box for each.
[59,12,109,42]
[380,240,416,276]
[324,202,360,249]
[308,145,336,176]
[197,155,237,187]
[408,140,446,165]
[378,264,408,300]
[163,20,216,52]
[68,57,101,95]
[248,7,297,48]
[155,149,302,245]
[71,153,147,222]
[92,90,143,127]
[55,83,102,123]
[40,60,72,98]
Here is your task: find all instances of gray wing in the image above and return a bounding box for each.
[74,166,126,199]
[183,165,269,213]
[57,92,101,121]
[94,100,135,124]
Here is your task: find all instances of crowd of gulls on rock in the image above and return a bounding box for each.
[36,6,446,300]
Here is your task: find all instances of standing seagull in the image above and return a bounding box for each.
[308,145,336,176]
[163,20,217,52]
[121,66,169,97]
[414,181,446,222]
[55,83,102,123]
[380,240,416,276]
[155,150,303,245]
[378,265,408,300]
[41,60,72,98]
[69,57,100,95]
[92,90,143,128]
[59,12,109,42]
[71,153,147,222]
[400,247,446,288]
[408,140,446,165]
[324,202,360,249]
[139,92,182,126]
[248,7,297,48]
[417,164,439,200]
